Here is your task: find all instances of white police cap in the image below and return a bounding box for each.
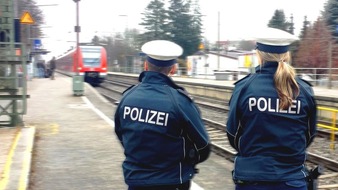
[141,40,183,67]
[254,27,298,54]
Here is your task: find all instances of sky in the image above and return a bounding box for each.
[33,0,328,59]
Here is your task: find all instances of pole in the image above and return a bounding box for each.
[72,0,83,96]
[328,40,332,89]
[75,0,80,75]
[204,55,208,79]
[217,11,220,71]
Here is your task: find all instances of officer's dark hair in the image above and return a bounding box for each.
[146,61,175,75]
[257,50,300,110]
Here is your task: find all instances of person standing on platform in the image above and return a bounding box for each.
[226,27,317,190]
[49,56,56,80]
[114,40,210,190]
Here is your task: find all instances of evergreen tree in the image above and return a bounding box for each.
[268,10,298,59]
[323,0,338,72]
[189,0,203,52]
[323,0,338,41]
[288,14,295,34]
[299,16,311,39]
[167,0,202,58]
[138,0,203,58]
[139,0,169,44]
[267,10,289,31]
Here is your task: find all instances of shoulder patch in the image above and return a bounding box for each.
[177,88,193,101]
[234,74,252,85]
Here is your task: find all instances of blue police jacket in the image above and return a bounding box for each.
[114,71,210,186]
[226,62,317,182]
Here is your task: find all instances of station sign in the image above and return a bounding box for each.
[199,43,205,50]
[20,11,35,24]
[34,39,42,49]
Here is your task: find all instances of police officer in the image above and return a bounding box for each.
[226,28,317,190]
[114,40,211,190]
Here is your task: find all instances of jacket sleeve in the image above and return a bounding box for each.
[182,102,211,163]
[114,85,138,147]
[226,86,242,151]
[175,89,211,164]
[306,88,317,147]
[226,74,254,151]
[114,103,124,146]
[297,78,318,147]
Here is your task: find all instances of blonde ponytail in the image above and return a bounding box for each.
[257,51,299,110]
[274,60,299,109]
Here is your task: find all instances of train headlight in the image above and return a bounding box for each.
[102,67,107,70]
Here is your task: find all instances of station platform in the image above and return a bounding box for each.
[1,74,126,190]
[0,73,234,190]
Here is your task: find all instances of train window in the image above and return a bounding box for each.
[81,48,101,52]
[81,48,101,67]
[82,54,101,67]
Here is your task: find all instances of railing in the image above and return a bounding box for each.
[317,106,338,150]
[294,68,338,88]
[109,66,338,88]
[109,71,338,150]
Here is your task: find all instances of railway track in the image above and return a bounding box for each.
[97,74,338,189]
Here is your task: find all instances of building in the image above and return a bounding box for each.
[187,49,258,80]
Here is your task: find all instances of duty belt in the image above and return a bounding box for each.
[233,179,280,185]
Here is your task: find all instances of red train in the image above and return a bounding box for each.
[56,45,107,86]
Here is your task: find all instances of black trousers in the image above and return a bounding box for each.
[128,181,190,190]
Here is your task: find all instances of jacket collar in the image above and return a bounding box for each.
[255,61,279,74]
[138,71,183,90]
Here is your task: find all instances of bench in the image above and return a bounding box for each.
[0,88,19,93]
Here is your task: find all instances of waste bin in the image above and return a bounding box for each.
[72,75,84,96]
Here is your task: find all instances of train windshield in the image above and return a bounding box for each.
[81,47,101,67]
